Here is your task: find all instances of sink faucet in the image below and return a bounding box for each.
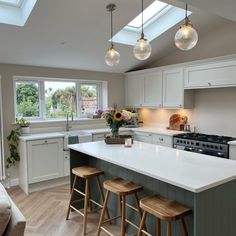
[66,112,73,131]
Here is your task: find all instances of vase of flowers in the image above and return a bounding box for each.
[102,108,133,138]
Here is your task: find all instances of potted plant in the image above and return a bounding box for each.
[16,117,30,134]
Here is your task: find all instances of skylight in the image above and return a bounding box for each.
[112,0,192,46]
[0,0,23,7]
[0,0,37,26]
[128,1,167,29]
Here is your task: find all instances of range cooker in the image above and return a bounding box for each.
[173,133,236,159]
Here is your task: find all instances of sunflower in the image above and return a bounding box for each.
[114,111,123,121]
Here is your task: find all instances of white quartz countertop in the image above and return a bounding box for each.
[18,126,185,141]
[228,140,236,145]
[68,141,236,193]
[19,132,65,141]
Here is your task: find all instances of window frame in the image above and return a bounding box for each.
[13,76,103,121]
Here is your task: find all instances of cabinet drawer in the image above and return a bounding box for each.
[152,134,172,147]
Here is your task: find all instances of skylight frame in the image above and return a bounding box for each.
[112,1,192,46]
[0,0,37,26]
[127,0,168,29]
[0,0,23,8]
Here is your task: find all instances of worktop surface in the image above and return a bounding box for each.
[69,141,236,193]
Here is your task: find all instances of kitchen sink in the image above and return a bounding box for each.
[61,130,93,150]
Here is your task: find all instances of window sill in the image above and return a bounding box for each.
[12,117,105,125]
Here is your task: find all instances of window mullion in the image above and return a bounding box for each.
[77,81,82,118]
[39,81,45,119]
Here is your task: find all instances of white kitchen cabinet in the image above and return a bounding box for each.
[134,131,153,144]
[229,144,236,161]
[125,71,162,108]
[143,71,162,107]
[163,68,184,108]
[125,68,193,109]
[27,138,63,184]
[19,136,67,194]
[152,134,172,147]
[125,75,144,107]
[184,59,236,89]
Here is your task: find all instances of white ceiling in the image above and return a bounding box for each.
[0,0,234,73]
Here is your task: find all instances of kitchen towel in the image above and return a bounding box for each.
[68,135,79,144]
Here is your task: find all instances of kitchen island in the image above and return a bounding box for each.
[69,141,236,236]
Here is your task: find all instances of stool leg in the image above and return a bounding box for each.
[137,211,147,236]
[96,176,111,221]
[181,218,188,236]
[82,179,89,236]
[156,218,161,236]
[87,180,92,211]
[166,222,171,236]
[134,192,147,231]
[96,190,110,236]
[121,195,126,236]
[66,175,77,220]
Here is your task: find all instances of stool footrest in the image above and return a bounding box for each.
[70,205,84,217]
[141,229,152,236]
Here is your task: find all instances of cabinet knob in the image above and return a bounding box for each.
[179,104,182,107]
[159,137,164,141]
[65,156,69,159]
[208,82,211,86]
[159,104,162,107]
[44,140,48,143]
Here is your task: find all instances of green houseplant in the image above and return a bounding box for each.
[16,117,30,134]
[6,128,20,168]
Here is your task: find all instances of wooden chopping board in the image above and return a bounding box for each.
[167,114,188,131]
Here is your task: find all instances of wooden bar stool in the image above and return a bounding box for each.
[137,194,192,236]
[96,177,145,236]
[66,166,109,236]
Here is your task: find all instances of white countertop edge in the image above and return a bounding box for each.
[68,143,236,193]
[18,126,184,141]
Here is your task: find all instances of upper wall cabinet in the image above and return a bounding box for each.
[125,74,144,107]
[143,71,162,107]
[125,71,162,108]
[125,68,193,109]
[184,59,236,89]
[163,68,183,108]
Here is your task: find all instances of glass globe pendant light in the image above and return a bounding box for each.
[175,3,198,51]
[105,3,120,66]
[133,0,152,60]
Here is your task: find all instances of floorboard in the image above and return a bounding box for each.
[7,185,110,236]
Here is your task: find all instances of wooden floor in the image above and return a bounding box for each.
[8,185,107,236]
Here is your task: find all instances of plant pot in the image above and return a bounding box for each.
[21,126,30,134]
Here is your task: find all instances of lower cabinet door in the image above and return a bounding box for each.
[27,138,63,184]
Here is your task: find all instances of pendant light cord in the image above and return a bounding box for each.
[141,0,144,37]
[111,7,113,47]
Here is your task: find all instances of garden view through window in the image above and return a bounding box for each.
[15,78,102,120]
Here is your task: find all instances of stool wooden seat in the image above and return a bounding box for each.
[97,178,144,236]
[137,195,192,236]
[66,166,109,236]
[72,166,103,178]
